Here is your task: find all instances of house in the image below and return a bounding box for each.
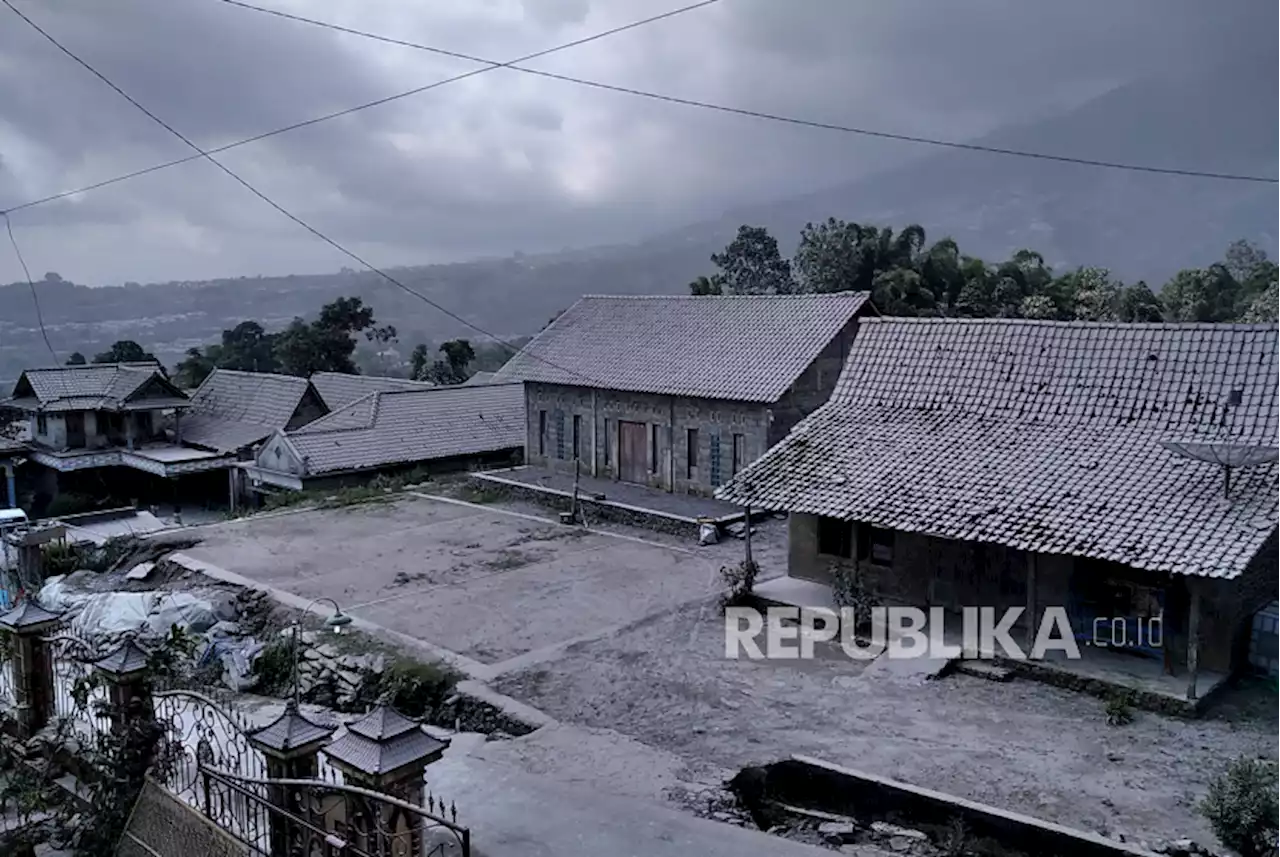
[3,364,233,492]
[242,382,524,493]
[716,318,1279,700]
[492,293,873,497]
[180,369,329,456]
[309,372,435,412]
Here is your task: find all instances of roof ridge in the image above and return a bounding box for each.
[862,317,1278,331]
[577,291,870,301]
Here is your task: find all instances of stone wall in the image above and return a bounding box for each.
[523,383,770,497]
[117,778,249,857]
[767,316,860,446]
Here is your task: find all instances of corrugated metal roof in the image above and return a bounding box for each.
[281,382,524,476]
[493,292,870,402]
[309,372,435,412]
[717,318,1280,580]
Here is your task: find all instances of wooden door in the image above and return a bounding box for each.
[617,421,648,483]
[65,412,86,449]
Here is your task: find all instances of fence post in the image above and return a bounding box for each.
[322,703,448,857]
[246,700,336,857]
[91,638,155,736]
[0,598,62,740]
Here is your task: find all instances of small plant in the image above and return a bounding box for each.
[1200,757,1279,857]
[40,541,85,577]
[1104,692,1135,726]
[719,560,760,608]
[381,659,460,719]
[253,637,297,695]
[832,563,879,631]
[940,816,970,857]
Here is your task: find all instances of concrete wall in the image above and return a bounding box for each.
[30,409,164,451]
[30,412,66,448]
[785,512,1277,675]
[257,433,306,476]
[523,382,769,496]
[768,316,859,446]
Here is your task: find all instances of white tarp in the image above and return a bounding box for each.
[38,575,222,637]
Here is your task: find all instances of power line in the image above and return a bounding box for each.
[218,0,1279,185]
[0,0,722,216]
[2,212,58,363]
[0,0,602,385]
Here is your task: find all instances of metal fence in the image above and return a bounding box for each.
[45,631,113,739]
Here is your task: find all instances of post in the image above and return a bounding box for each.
[92,639,155,737]
[590,389,599,478]
[173,410,183,445]
[743,505,753,566]
[667,397,676,493]
[3,462,15,508]
[227,468,238,516]
[246,700,335,857]
[572,458,581,525]
[1025,553,1038,651]
[0,600,63,740]
[1185,581,1201,701]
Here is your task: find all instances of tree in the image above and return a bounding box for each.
[173,347,216,388]
[793,218,864,293]
[1115,281,1165,322]
[425,339,476,384]
[709,225,794,294]
[1199,757,1278,857]
[274,296,392,376]
[217,321,279,373]
[688,274,724,296]
[92,340,155,364]
[1241,281,1279,323]
[65,352,86,366]
[409,344,431,381]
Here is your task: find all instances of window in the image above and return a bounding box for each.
[857,523,895,565]
[572,414,582,460]
[686,428,698,478]
[817,517,853,558]
[709,434,722,486]
[36,412,48,435]
[732,433,745,476]
[649,424,659,473]
[538,411,547,456]
[603,419,611,465]
[554,410,566,460]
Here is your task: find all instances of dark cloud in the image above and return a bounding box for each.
[0,0,1272,285]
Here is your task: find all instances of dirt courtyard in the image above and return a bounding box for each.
[182,492,783,668]
[181,492,1277,848]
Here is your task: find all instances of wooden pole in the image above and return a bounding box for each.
[744,505,753,566]
[591,390,599,478]
[572,456,581,525]
[1186,581,1201,701]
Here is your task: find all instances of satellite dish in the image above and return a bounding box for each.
[1160,440,1279,498]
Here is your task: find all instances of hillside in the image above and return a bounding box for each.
[1,60,1274,387]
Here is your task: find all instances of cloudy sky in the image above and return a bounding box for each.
[0,0,1273,285]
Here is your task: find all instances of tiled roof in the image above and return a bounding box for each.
[93,638,152,675]
[247,701,335,753]
[0,598,63,630]
[322,705,447,776]
[492,293,871,403]
[5,363,186,412]
[309,372,435,412]
[183,370,317,453]
[461,371,497,386]
[280,382,524,476]
[717,319,1280,580]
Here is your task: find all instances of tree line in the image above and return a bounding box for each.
[689,223,1278,323]
[61,296,491,388]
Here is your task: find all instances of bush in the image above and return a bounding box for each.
[43,493,97,519]
[253,638,296,695]
[719,560,759,608]
[381,660,459,719]
[832,563,879,631]
[1200,757,1278,857]
[1104,692,1135,726]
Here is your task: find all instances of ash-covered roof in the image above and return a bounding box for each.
[277,382,523,476]
[6,363,186,412]
[181,369,320,453]
[493,292,871,403]
[717,318,1279,579]
[309,372,435,412]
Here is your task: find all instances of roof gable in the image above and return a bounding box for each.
[719,319,1280,579]
[309,372,436,412]
[493,292,871,402]
[180,369,325,453]
[7,363,185,411]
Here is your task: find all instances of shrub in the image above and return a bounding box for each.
[832,563,879,631]
[44,493,98,519]
[719,560,759,608]
[1200,757,1279,857]
[1104,692,1135,726]
[253,638,296,695]
[381,659,459,719]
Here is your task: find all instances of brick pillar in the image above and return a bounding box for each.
[322,704,449,857]
[247,700,335,857]
[0,599,62,740]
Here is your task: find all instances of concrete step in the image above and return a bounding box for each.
[954,660,1014,682]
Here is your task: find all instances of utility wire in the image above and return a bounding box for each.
[0,0,722,216]
[1,0,602,383]
[211,0,1278,185]
[3,212,59,363]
